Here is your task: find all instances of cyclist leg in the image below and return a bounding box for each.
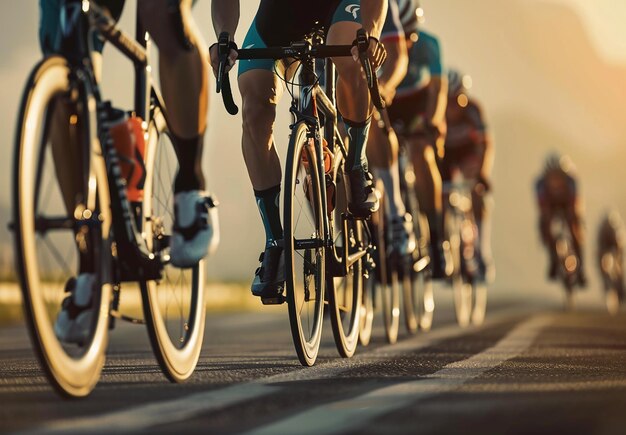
[411,135,447,277]
[39,0,123,213]
[367,119,415,254]
[327,4,379,217]
[237,19,297,300]
[138,0,216,268]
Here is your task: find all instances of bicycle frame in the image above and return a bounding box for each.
[59,0,166,282]
[290,40,369,278]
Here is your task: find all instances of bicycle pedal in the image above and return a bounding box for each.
[261,295,286,305]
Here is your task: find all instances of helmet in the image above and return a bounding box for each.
[544,152,575,174]
[397,0,424,36]
[544,152,563,172]
[447,69,473,99]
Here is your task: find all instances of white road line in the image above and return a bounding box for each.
[24,307,533,435]
[24,384,278,435]
[245,315,552,435]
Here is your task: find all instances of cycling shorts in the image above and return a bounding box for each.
[439,142,483,182]
[239,0,362,76]
[387,88,428,135]
[39,0,125,55]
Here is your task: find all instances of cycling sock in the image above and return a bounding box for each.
[172,133,206,193]
[344,117,371,170]
[254,185,283,248]
[373,163,406,218]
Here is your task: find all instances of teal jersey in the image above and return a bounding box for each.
[396,30,443,97]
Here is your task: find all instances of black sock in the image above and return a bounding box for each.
[344,117,371,170]
[172,133,206,193]
[254,185,283,248]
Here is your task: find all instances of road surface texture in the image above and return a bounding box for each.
[1,291,626,434]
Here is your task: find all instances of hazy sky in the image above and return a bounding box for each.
[550,0,626,63]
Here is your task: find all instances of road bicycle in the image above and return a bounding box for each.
[11,1,217,397]
[216,29,382,365]
[443,171,487,327]
[359,115,434,346]
[550,212,582,310]
[597,215,625,315]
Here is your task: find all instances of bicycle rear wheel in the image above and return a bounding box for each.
[13,57,113,397]
[328,165,363,358]
[446,211,471,327]
[140,107,206,382]
[376,182,400,343]
[285,122,325,366]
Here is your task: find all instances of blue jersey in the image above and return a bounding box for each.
[381,0,404,43]
[396,31,443,97]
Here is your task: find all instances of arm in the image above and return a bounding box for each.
[379,38,408,104]
[209,0,240,74]
[211,0,240,40]
[360,0,388,39]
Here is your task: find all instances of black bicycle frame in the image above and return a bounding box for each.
[60,0,165,281]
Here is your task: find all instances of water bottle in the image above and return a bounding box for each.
[108,112,146,202]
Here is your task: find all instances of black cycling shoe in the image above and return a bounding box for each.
[345,166,379,218]
[251,243,286,305]
[430,241,451,280]
[577,269,587,287]
[548,259,558,281]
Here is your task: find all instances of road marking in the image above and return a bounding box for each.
[24,307,533,434]
[245,315,551,435]
[26,384,278,435]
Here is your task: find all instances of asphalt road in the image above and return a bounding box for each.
[2,289,626,434]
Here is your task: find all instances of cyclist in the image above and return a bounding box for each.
[597,210,625,298]
[442,69,495,280]
[40,0,216,342]
[385,0,450,278]
[535,153,587,286]
[210,0,388,303]
[365,0,416,255]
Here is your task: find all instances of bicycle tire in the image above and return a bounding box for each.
[398,152,434,333]
[13,56,113,397]
[284,121,325,366]
[328,165,363,358]
[376,182,400,344]
[445,211,471,327]
[140,107,206,382]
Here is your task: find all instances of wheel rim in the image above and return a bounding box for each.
[141,112,205,381]
[14,59,111,396]
[285,125,325,365]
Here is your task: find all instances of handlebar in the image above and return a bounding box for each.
[215,30,385,115]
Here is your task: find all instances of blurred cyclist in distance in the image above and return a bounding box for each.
[535,153,586,286]
[442,69,495,281]
[597,210,625,303]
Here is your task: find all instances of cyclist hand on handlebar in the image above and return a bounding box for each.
[209,41,238,77]
[351,32,387,71]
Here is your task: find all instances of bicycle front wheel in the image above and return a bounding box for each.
[13,57,113,397]
[284,122,326,366]
[140,107,206,382]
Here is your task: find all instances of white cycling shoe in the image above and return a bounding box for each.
[54,273,96,345]
[169,190,220,268]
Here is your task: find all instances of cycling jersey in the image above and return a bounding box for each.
[380,0,404,43]
[239,0,362,76]
[396,31,442,97]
